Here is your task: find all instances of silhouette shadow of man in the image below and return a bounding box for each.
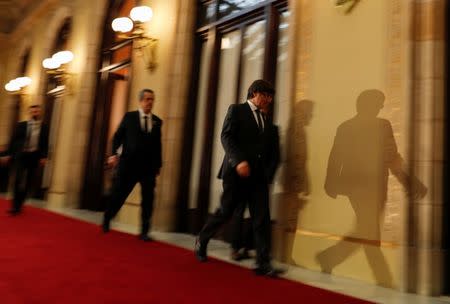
[273,100,315,262]
[282,100,315,230]
[317,89,427,287]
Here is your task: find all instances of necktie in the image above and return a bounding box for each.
[255,109,263,132]
[144,116,148,132]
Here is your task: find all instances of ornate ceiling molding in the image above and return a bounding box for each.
[9,0,58,43]
[0,0,57,41]
[0,0,38,33]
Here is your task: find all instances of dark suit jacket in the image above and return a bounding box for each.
[6,121,49,159]
[112,111,162,174]
[218,102,280,183]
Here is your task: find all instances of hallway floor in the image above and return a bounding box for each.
[3,196,449,304]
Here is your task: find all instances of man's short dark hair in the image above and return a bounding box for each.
[139,89,154,101]
[246,79,275,100]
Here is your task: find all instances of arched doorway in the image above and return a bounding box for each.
[176,0,290,236]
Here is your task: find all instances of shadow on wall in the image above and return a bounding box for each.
[278,100,314,235]
[316,89,427,287]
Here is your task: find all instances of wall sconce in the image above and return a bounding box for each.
[4,76,32,94]
[111,5,158,71]
[42,50,74,94]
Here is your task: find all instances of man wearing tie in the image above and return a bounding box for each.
[102,89,162,242]
[195,80,281,277]
[229,103,280,261]
[0,104,49,215]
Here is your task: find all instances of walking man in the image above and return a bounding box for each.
[102,89,162,241]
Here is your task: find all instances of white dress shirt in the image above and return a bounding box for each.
[247,100,265,130]
[138,108,153,133]
[25,120,42,152]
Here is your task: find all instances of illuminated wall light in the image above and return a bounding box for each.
[112,17,133,33]
[15,77,32,87]
[52,51,74,65]
[4,76,32,92]
[5,81,21,92]
[42,58,61,69]
[130,6,153,22]
[111,5,158,71]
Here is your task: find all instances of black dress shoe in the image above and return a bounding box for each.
[194,238,207,262]
[254,265,284,278]
[139,234,153,242]
[102,220,110,233]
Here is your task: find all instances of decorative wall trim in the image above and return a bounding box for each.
[295,0,312,101]
[404,0,446,296]
[384,0,404,245]
[296,229,399,248]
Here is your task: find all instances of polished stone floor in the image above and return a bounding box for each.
[5,197,450,304]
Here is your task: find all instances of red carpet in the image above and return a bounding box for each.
[0,199,372,304]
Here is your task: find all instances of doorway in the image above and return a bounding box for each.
[177,0,289,235]
[81,66,131,211]
[81,0,133,210]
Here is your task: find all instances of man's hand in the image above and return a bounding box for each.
[39,158,47,167]
[107,155,119,169]
[0,156,11,166]
[236,161,250,178]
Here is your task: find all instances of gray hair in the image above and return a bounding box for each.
[139,88,154,101]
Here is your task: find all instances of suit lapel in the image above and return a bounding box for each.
[21,121,29,143]
[242,102,260,133]
[132,111,141,131]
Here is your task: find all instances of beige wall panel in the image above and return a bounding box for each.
[289,0,409,288]
[295,0,388,235]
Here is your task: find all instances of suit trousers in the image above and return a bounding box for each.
[104,162,156,235]
[199,173,271,267]
[230,199,253,251]
[13,152,40,212]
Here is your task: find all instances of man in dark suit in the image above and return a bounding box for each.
[0,104,49,215]
[102,89,162,242]
[229,107,280,261]
[195,79,281,277]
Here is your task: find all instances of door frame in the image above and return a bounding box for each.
[176,0,287,234]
